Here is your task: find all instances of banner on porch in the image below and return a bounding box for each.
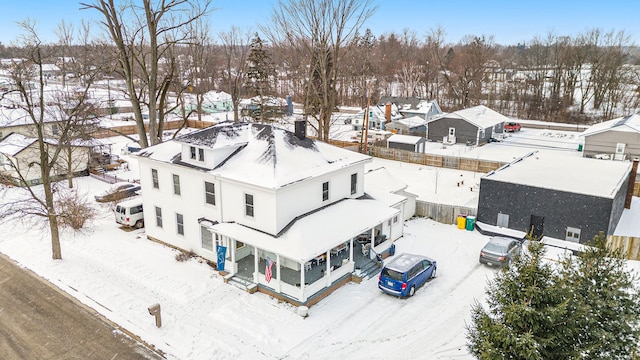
[216,245,226,271]
[265,257,274,283]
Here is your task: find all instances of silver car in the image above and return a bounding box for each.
[479,236,522,267]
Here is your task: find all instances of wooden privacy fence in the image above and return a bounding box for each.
[92,119,215,139]
[415,200,477,225]
[366,146,507,173]
[607,236,640,260]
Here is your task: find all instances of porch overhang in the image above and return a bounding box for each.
[205,198,400,263]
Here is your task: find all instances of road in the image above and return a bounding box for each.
[0,254,162,360]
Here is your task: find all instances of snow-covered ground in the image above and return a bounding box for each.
[0,175,498,359]
[1,121,638,359]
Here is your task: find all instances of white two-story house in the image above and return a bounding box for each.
[134,121,405,305]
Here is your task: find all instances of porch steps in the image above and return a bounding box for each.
[358,258,382,280]
[226,275,257,293]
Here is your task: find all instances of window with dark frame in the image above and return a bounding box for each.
[351,173,357,195]
[151,169,159,189]
[198,148,204,161]
[155,206,163,228]
[205,181,215,205]
[173,174,181,195]
[245,193,254,217]
[322,181,329,201]
[190,146,196,159]
[176,213,184,235]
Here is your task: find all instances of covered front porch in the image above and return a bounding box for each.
[204,198,400,304]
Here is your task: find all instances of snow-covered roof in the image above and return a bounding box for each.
[433,105,509,129]
[482,151,632,198]
[136,122,372,189]
[387,134,423,145]
[0,132,36,156]
[207,198,399,262]
[365,166,409,194]
[580,113,640,137]
[393,116,427,128]
[0,106,62,128]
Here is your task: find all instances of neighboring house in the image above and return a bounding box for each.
[41,63,61,78]
[386,134,426,153]
[0,106,65,144]
[350,102,403,131]
[580,113,640,161]
[476,151,633,244]
[133,121,404,305]
[379,96,443,121]
[365,166,417,221]
[183,90,233,114]
[0,132,91,186]
[384,115,428,136]
[427,105,508,145]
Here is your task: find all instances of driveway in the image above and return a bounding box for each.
[0,254,162,360]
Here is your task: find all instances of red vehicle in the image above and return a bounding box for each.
[504,122,521,132]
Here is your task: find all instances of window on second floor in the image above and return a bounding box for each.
[198,148,205,162]
[322,181,329,201]
[190,146,196,159]
[173,174,181,195]
[151,169,159,189]
[51,124,59,136]
[205,181,215,205]
[351,173,357,195]
[155,206,163,228]
[245,193,254,217]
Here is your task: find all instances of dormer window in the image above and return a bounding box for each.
[198,148,204,162]
[190,146,196,159]
[322,181,329,201]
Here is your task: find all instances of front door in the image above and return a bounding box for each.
[529,215,544,240]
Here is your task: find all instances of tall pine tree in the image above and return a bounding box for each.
[246,33,275,122]
[467,241,577,359]
[559,232,640,359]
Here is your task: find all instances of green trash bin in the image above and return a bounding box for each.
[578,144,583,151]
[465,215,476,231]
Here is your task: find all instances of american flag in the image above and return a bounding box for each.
[265,258,274,283]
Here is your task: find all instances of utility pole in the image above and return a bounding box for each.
[360,81,372,154]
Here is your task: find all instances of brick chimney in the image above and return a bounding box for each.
[294,119,306,140]
[385,102,392,122]
[624,158,638,209]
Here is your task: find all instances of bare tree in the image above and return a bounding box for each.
[0,21,98,259]
[81,0,211,148]
[218,26,251,122]
[263,0,376,142]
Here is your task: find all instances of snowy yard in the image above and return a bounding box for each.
[0,175,501,359]
[1,124,638,359]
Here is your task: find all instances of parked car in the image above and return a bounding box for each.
[95,182,141,203]
[378,253,437,297]
[504,122,521,132]
[114,198,144,228]
[479,236,522,267]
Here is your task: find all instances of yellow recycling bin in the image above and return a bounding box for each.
[457,215,467,230]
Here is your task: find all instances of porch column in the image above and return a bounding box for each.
[230,238,236,273]
[325,250,331,287]
[300,262,306,299]
[253,246,259,283]
[276,254,282,293]
[349,238,354,263]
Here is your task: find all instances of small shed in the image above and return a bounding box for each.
[385,116,428,136]
[387,134,426,153]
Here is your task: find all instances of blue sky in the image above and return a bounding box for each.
[2,0,639,46]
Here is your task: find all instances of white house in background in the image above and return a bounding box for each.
[134,121,404,305]
[0,132,91,186]
[379,96,443,121]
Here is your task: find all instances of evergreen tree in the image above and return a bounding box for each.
[466,241,577,359]
[246,33,275,122]
[559,232,640,359]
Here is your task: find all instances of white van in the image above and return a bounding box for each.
[114,198,144,228]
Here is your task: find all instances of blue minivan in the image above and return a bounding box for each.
[378,253,437,297]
